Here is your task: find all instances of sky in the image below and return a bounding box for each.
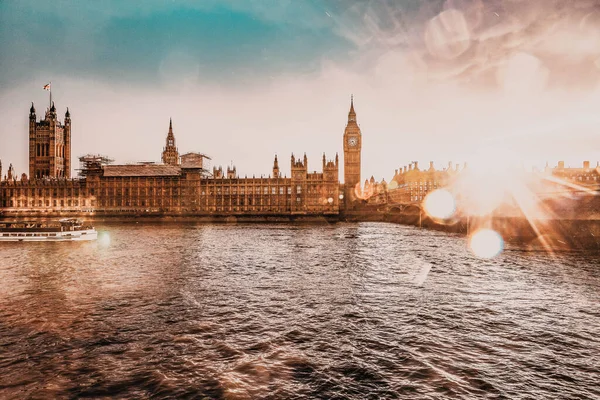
[1,0,600,181]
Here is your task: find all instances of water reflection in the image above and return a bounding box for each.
[0,222,599,399]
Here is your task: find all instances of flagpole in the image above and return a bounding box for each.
[49,81,52,109]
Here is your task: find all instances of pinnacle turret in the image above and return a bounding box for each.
[272,154,280,178]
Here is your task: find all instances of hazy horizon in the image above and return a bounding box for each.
[2,0,600,181]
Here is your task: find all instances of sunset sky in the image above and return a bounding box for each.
[1,0,600,181]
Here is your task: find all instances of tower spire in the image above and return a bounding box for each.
[162,118,179,165]
[348,95,356,122]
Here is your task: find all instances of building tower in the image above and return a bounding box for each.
[290,153,308,212]
[161,118,179,165]
[272,155,280,178]
[29,102,71,179]
[343,95,362,202]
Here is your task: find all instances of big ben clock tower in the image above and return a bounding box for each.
[343,95,362,204]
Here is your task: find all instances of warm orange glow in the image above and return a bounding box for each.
[423,189,456,220]
[469,229,503,259]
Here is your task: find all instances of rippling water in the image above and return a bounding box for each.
[1,222,599,399]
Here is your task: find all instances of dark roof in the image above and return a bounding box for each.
[103,164,181,177]
[180,152,211,160]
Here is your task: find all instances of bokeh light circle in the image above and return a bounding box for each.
[469,229,503,259]
[423,189,456,220]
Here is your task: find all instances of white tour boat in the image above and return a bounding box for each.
[0,218,97,242]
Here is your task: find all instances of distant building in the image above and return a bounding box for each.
[0,100,348,216]
[545,161,600,185]
[388,161,462,203]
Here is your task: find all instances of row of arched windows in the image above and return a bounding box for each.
[35,143,66,158]
[36,143,50,157]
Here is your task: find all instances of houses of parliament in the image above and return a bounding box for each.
[0,98,366,217]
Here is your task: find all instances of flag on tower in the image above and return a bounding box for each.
[43,83,51,91]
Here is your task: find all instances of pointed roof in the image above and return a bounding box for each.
[348,95,356,121]
[166,118,175,143]
[30,102,35,114]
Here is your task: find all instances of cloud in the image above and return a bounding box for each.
[1,0,600,182]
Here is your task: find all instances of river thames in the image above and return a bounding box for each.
[0,222,599,399]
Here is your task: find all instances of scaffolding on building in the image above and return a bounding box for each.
[77,154,114,177]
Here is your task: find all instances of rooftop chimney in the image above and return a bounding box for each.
[583,161,590,169]
[558,161,565,169]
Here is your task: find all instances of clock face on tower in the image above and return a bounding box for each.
[348,137,358,147]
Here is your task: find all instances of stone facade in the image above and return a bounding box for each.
[0,101,347,217]
[29,102,71,179]
[0,155,340,216]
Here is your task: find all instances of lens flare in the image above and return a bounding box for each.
[98,232,111,247]
[469,229,503,259]
[423,189,456,220]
